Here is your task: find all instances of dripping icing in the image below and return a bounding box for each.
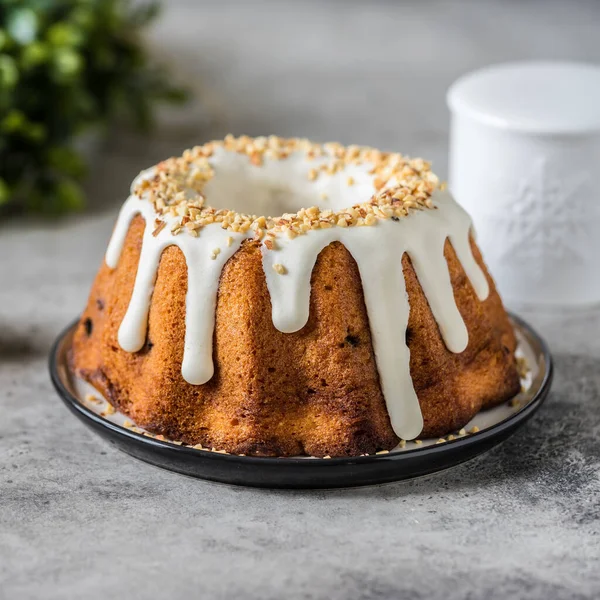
[259,193,488,439]
[105,189,487,440]
[105,146,488,441]
[105,193,252,385]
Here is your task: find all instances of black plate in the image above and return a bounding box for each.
[49,315,552,489]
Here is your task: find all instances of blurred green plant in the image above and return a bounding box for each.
[0,0,187,215]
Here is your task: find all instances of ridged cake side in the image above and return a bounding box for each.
[69,214,521,457]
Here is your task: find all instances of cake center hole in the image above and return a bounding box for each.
[203,148,374,217]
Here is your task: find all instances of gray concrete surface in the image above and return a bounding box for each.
[1,1,599,598]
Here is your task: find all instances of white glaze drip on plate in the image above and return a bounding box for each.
[105,181,488,440]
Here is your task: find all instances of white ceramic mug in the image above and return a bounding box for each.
[447,61,600,308]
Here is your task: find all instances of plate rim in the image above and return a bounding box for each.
[49,313,553,484]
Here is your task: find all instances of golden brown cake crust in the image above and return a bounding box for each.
[70,214,521,457]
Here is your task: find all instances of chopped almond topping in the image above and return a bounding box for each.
[133,136,440,239]
[152,220,167,237]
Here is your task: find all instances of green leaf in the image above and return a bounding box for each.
[47,146,86,178]
[52,47,83,81]
[70,7,95,31]
[0,54,19,88]
[20,41,49,69]
[0,108,45,141]
[55,178,85,211]
[1,109,25,132]
[46,23,83,47]
[0,178,9,205]
[25,122,46,142]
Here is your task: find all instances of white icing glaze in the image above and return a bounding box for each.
[105,149,489,440]
[260,193,488,440]
[105,194,251,385]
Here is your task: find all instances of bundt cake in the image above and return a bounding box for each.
[70,135,521,457]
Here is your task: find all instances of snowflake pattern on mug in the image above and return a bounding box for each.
[494,158,596,280]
